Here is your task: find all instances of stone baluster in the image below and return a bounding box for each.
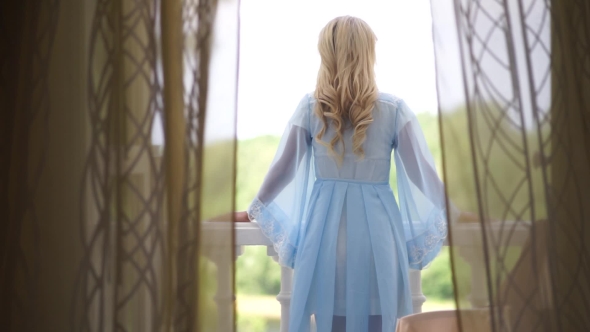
[409,269,426,313]
[267,246,293,332]
[459,246,489,308]
[211,245,243,331]
[213,260,232,331]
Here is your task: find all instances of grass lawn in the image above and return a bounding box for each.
[422,298,456,311]
[237,294,456,319]
[237,294,282,319]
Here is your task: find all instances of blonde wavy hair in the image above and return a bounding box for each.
[314,16,379,163]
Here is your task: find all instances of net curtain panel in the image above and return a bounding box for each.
[2,0,590,332]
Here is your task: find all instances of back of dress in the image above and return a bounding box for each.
[310,92,398,184]
[248,92,456,332]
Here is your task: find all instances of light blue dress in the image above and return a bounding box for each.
[247,93,456,332]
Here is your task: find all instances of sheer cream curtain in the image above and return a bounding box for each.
[0,0,237,331]
[429,0,590,331]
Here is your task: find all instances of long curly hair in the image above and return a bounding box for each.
[314,16,379,163]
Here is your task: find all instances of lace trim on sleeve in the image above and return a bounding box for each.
[247,198,297,268]
[407,208,448,270]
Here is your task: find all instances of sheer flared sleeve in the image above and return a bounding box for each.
[247,95,315,268]
[393,99,460,270]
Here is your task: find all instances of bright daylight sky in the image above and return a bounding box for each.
[152,0,442,145]
[175,0,544,144]
[235,0,438,140]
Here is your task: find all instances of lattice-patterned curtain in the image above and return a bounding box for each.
[0,0,238,331]
[431,0,590,331]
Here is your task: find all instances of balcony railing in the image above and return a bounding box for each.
[202,220,530,332]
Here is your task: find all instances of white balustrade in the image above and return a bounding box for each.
[202,220,531,332]
[448,221,530,308]
[409,269,426,313]
[267,247,294,332]
[201,222,237,331]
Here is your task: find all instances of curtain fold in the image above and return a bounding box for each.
[0,0,237,331]
[431,0,590,331]
[161,0,187,329]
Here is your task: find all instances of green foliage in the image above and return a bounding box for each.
[236,136,283,296]
[234,107,546,304]
[416,112,443,171]
[235,113,454,299]
[237,314,268,332]
[198,256,221,331]
[440,107,548,221]
[236,246,281,295]
[201,140,238,219]
[421,248,454,300]
[234,110,544,303]
[236,135,281,211]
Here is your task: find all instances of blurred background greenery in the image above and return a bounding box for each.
[233,105,541,330]
[234,112,459,331]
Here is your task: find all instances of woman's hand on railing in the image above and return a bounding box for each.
[208,211,251,222]
[456,211,499,223]
[457,211,480,223]
[234,211,251,222]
